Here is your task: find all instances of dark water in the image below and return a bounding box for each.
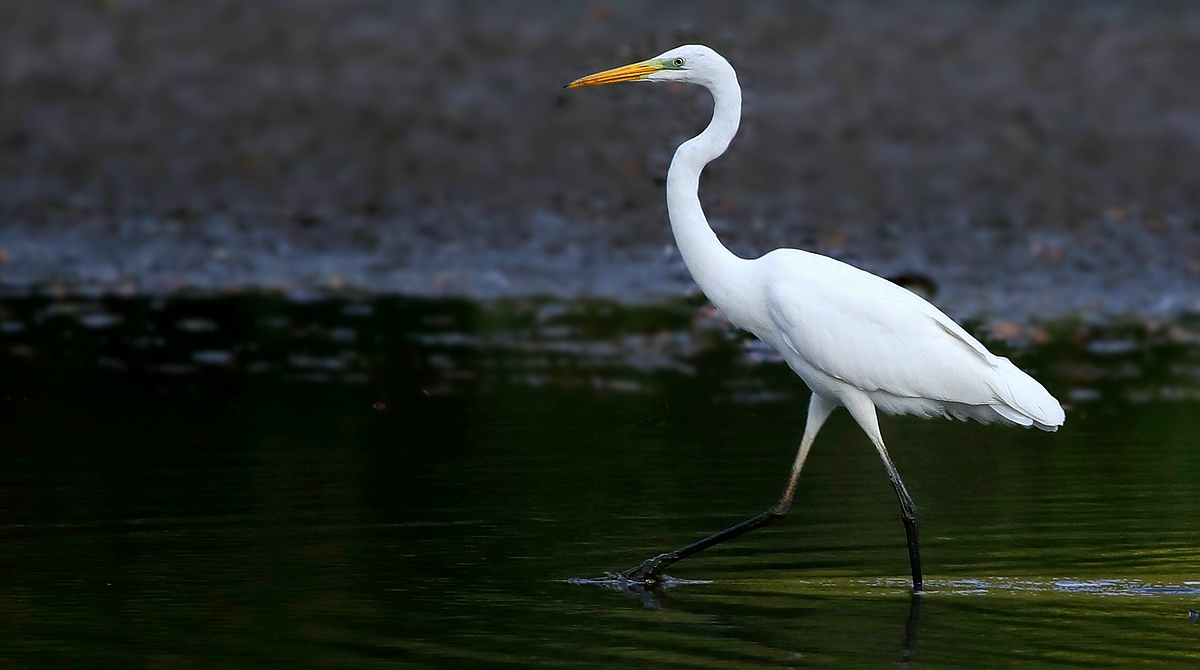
[0,295,1198,667]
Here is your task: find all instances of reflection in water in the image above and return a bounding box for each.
[863,577,1200,597]
[901,595,921,667]
[567,574,714,609]
[0,295,1196,666]
[570,581,925,666]
[0,294,1197,404]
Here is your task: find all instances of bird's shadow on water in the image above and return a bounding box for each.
[567,575,924,664]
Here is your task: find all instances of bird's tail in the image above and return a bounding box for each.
[988,358,1065,431]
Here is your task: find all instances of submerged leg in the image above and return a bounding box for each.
[617,393,838,583]
[843,394,923,593]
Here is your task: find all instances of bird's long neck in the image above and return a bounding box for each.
[667,69,752,322]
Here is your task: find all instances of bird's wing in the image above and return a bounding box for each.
[763,250,1063,428]
[763,251,1005,406]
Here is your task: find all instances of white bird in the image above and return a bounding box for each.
[568,45,1064,593]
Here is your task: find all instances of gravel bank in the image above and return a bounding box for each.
[1,1,1198,322]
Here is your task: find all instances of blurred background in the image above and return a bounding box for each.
[1,0,1198,316]
[0,1,1198,667]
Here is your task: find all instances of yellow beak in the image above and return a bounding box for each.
[566,60,661,88]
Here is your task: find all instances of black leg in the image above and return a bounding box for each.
[610,394,838,585]
[618,508,784,582]
[880,452,923,593]
[842,395,923,593]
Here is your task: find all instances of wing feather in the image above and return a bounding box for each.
[760,249,1062,428]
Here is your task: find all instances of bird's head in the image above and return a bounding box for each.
[567,45,733,90]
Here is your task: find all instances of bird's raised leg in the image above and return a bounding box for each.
[616,394,838,584]
[843,394,923,593]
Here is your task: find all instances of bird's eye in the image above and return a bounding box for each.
[673,57,685,68]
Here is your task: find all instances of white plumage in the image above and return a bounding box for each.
[758,248,1064,430]
[568,44,1063,591]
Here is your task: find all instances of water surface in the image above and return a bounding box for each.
[0,295,1197,667]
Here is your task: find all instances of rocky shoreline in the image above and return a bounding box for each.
[1,1,1198,323]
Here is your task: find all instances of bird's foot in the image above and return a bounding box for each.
[571,552,676,587]
[568,553,709,608]
[616,552,676,585]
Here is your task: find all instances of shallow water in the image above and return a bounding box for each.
[0,295,1197,666]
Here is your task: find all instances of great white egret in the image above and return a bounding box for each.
[567,45,1064,593]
